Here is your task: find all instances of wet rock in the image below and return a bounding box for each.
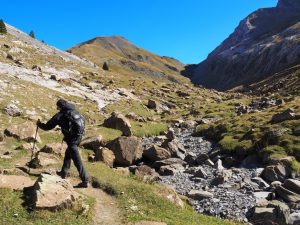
[106,136,142,166]
[188,190,213,200]
[80,135,103,150]
[4,122,41,143]
[30,174,79,211]
[103,112,132,136]
[143,145,171,162]
[94,147,115,168]
[4,104,23,117]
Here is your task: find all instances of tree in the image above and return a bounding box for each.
[0,19,7,34]
[29,30,35,39]
[103,62,109,71]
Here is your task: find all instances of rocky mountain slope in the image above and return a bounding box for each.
[0,21,300,225]
[187,0,300,91]
[68,36,187,83]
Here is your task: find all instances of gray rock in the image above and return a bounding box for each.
[288,212,300,225]
[276,179,300,203]
[80,135,103,150]
[158,164,184,176]
[262,164,289,183]
[253,192,272,201]
[143,145,171,162]
[188,190,213,200]
[4,104,22,117]
[204,159,214,167]
[251,177,270,189]
[193,167,207,178]
[152,158,186,170]
[195,153,209,165]
[272,108,296,123]
[214,159,224,171]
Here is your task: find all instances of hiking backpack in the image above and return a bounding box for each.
[64,110,85,136]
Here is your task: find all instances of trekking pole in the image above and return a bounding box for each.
[28,125,39,174]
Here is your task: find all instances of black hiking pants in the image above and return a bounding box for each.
[61,140,89,183]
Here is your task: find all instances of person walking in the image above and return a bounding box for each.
[37,99,89,188]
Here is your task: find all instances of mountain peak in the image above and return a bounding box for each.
[277,0,300,9]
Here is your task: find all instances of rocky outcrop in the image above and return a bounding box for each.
[30,174,80,211]
[106,136,142,166]
[103,112,132,136]
[187,0,300,90]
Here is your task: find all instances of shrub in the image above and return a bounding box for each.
[103,62,109,71]
[0,19,7,34]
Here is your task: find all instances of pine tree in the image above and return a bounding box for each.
[103,62,109,71]
[29,30,35,38]
[0,19,7,34]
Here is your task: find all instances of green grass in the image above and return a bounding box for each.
[0,188,94,225]
[131,121,167,137]
[86,162,242,225]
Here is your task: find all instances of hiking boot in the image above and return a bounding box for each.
[56,170,66,179]
[74,182,88,188]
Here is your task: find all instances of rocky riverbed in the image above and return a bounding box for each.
[142,125,300,224]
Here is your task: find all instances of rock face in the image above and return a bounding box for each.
[187,0,300,90]
[106,136,142,166]
[31,174,79,211]
[103,112,133,136]
[4,122,41,143]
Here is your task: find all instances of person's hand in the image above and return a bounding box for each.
[36,119,41,126]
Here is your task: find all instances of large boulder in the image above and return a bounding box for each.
[261,164,290,183]
[106,136,142,166]
[31,174,80,211]
[103,112,132,136]
[40,143,67,156]
[276,179,300,203]
[94,147,115,168]
[80,135,103,150]
[271,108,296,123]
[143,145,171,162]
[4,122,41,143]
[249,200,290,225]
[161,139,186,160]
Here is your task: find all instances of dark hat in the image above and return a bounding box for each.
[56,99,67,108]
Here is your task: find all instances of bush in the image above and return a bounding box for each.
[103,62,109,71]
[0,19,7,34]
[29,30,35,38]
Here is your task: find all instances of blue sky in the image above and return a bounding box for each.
[1,0,277,64]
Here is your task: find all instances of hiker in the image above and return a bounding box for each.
[36,99,89,188]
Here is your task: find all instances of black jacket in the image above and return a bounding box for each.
[38,102,81,144]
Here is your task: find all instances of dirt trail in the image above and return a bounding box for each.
[71,178,124,225]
